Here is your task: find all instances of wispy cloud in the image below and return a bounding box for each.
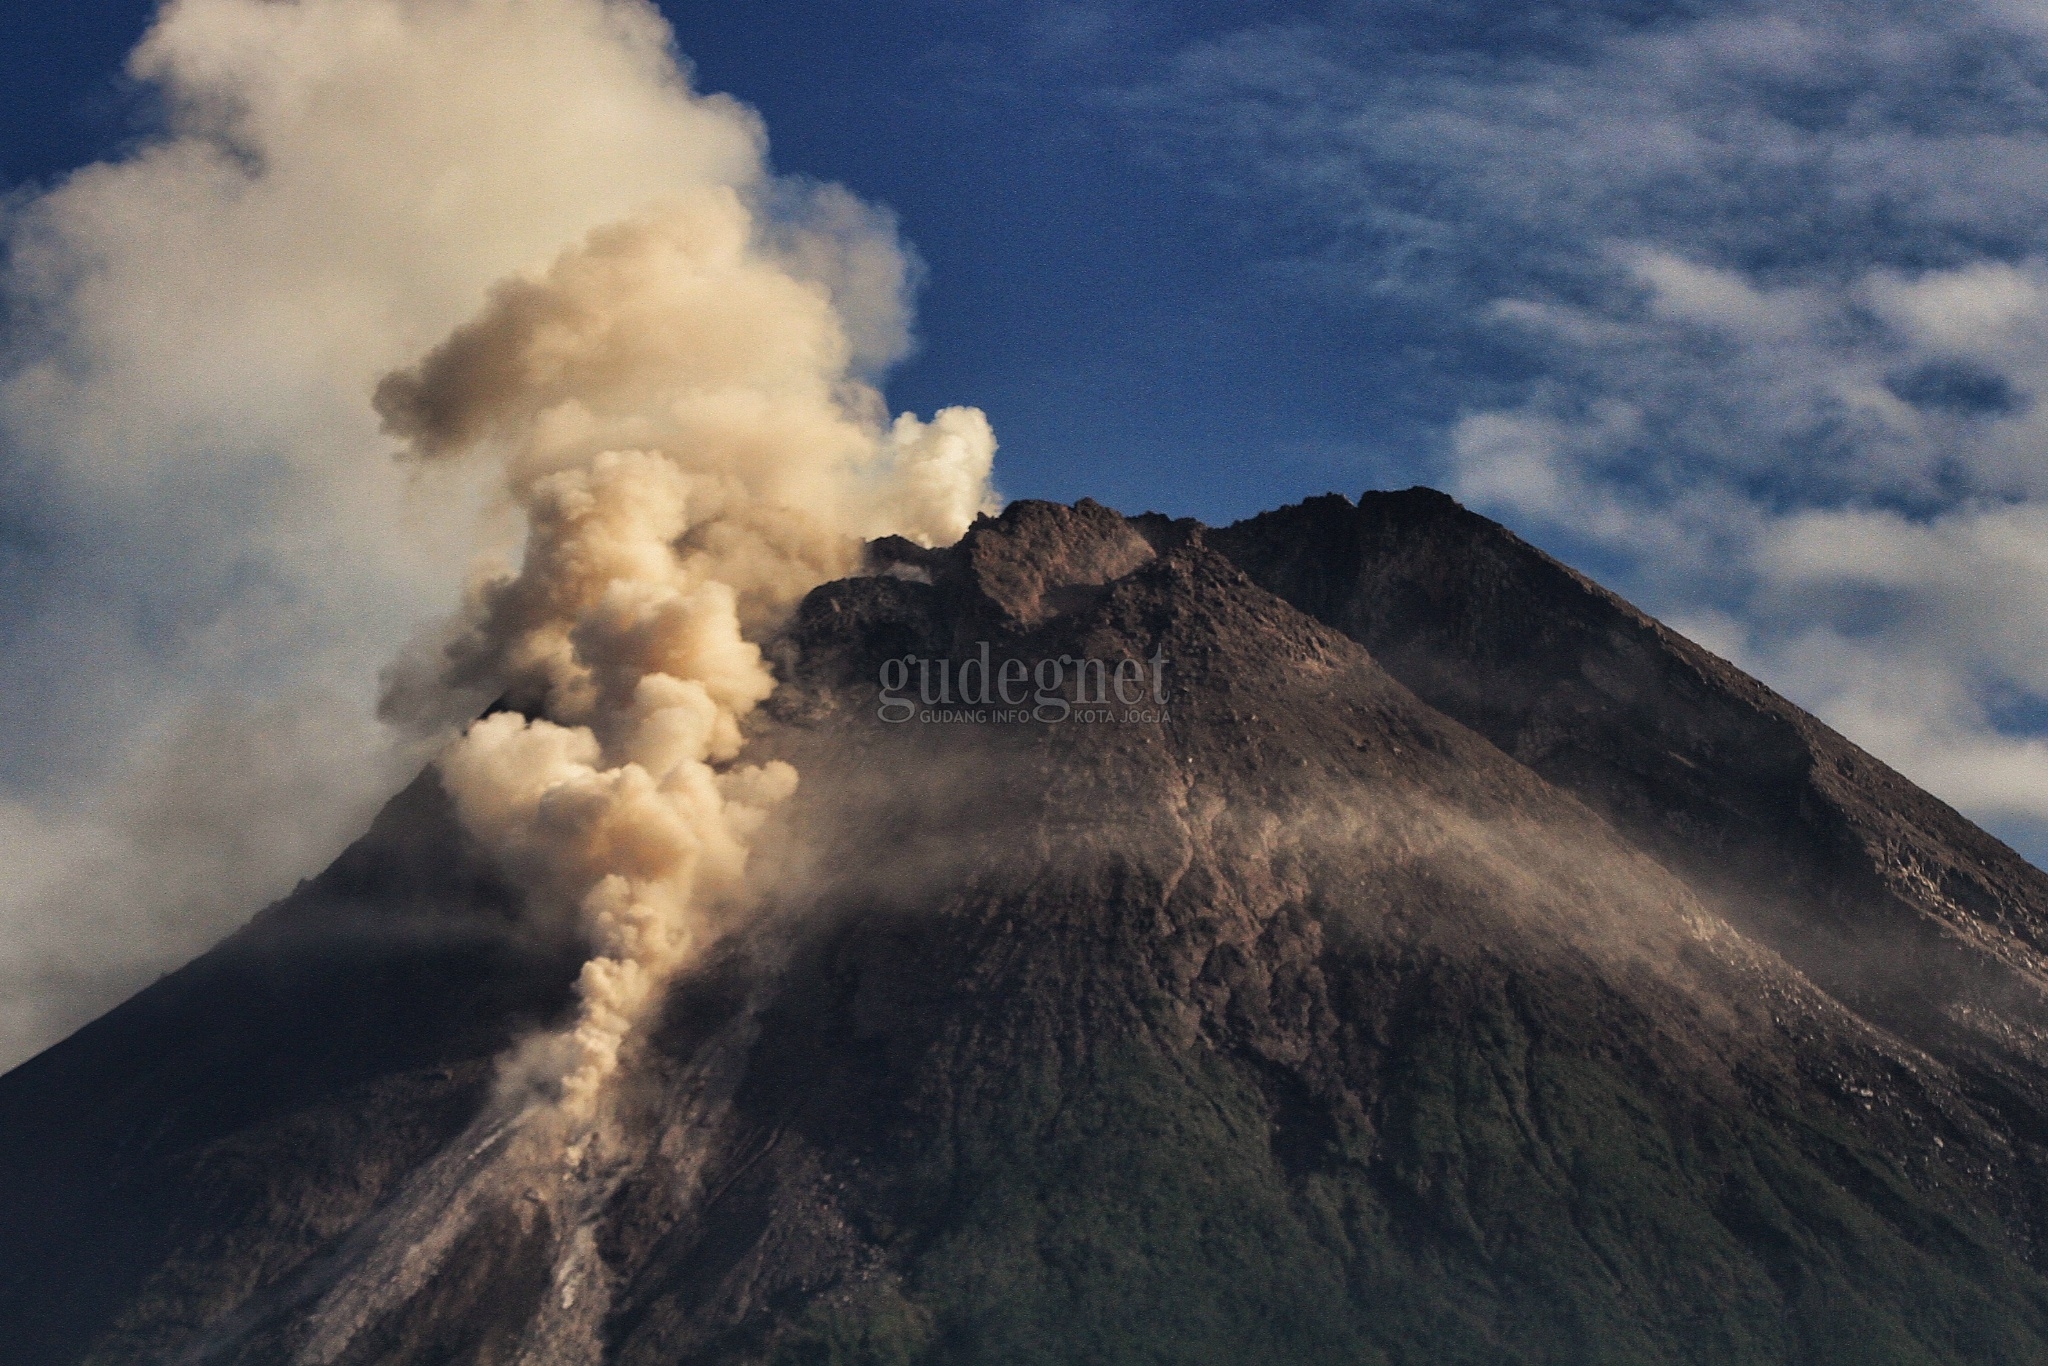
[1120,0,2048,855]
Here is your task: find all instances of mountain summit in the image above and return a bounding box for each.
[7,491,2048,1365]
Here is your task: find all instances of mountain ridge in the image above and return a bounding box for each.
[5,489,2048,1364]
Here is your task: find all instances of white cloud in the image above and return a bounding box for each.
[1622,249,1822,340]
[1127,0,2048,857]
[1863,260,2048,357]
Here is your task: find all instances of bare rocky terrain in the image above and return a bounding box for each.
[6,491,2048,1364]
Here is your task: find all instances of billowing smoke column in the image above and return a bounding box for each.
[378,190,997,1120]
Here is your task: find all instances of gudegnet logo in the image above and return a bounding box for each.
[876,643,1172,725]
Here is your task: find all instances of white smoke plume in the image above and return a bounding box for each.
[0,0,990,1069]
[377,195,997,1119]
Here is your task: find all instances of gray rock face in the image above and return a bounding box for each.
[7,492,2048,1365]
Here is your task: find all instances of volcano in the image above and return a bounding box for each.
[8,490,2048,1365]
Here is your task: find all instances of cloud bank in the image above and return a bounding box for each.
[0,0,967,1070]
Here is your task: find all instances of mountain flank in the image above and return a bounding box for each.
[4,491,2048,1364]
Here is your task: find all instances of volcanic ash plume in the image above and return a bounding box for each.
[378,191,997,1121]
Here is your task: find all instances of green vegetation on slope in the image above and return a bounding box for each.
[765,969,2048,1366]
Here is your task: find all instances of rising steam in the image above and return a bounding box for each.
[378,190,996,1119]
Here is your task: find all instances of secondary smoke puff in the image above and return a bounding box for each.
[382,195,997,1118]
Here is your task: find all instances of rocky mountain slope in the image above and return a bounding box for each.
[6,492,2048,1364]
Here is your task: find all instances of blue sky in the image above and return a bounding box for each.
[7,1,1454,522]
[4,0,2048,1061]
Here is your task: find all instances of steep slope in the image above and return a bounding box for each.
[5,497,2048,1364]
[0,771,585,1365]
[1213,489,2048,1248]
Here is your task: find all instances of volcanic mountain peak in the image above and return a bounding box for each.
[954,496,1161,624]
[9,490,2048,1364]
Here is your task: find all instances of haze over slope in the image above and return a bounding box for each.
[5,495,2048,1364]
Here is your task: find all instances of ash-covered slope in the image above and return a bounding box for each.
[1213,490,2048,1232]
[7,495,2048,1365]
